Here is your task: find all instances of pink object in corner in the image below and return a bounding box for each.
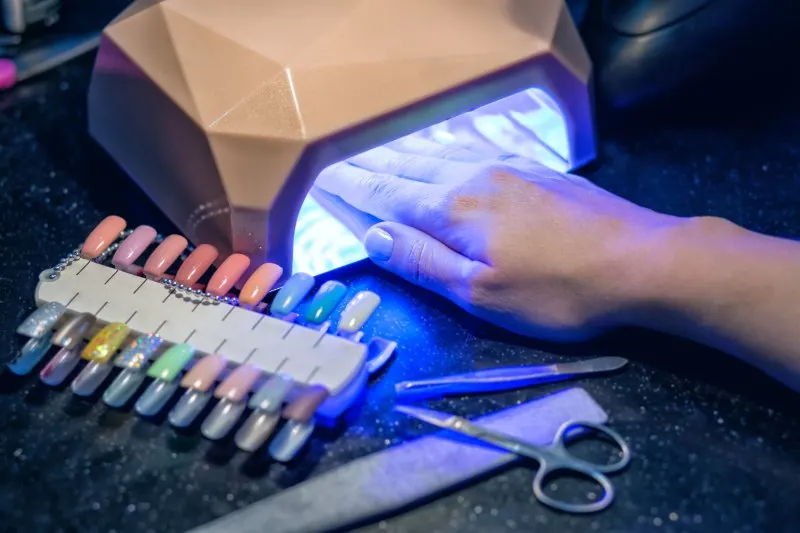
[0,60,17,90]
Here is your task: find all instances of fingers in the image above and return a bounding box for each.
[315,162,444,229]
[348,144,475,184]
[386,135,486,162]
[362,222,488,307]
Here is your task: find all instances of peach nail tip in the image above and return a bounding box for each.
[81,215,127,259]
[144,234,189,279]
[238,262,283,308]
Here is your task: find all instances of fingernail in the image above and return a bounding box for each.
[364,227,393,262]
[302,281,348,324]
[175,244,218,286]
[112,225,157,271]
[81,215,126,259]
[81,323,129,364]
[40,346,81,385]
[103,367,147,408]
[238,263,283,309]
[206,253,250,297]
[200,398,246,440]
[215,364,261,402]
[169,354,227,427]
[336,291,381,334]
[17,302,66,338]
[268,419,316,462]
[8,333,54,375]
[103,334,164,407]
[270,273,315,316]
[52,312,95,349]
[146,343,195,381]
[134,343,195,416]
[71,360,114,396]
[135,378,179,416]
[234,411,282,452]
[248,373,294,411]
[143,234,188,280]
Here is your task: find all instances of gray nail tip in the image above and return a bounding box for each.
[103,368,147,408]
[268,419,316,462]
[70,361,114,397]
[200,399,246,440]
[248,374,294,411]
[234,411,281,452]
[134,379,178,417]
[168,389,212,428]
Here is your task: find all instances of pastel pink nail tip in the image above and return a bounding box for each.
[206,253,251,297]
[112,225,157,269]
[181,354,227,391]
[215,364,261,402]
[144,234,188,279]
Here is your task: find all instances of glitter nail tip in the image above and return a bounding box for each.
[103,368,147,408]
[134,379,179,417]
[71,360,114,397]
[200,399,246,440]
[268,419,316,462]
[234,410,282,452]
[16,302,66,338]
[8,333,54,375]
[40,347,81,386]
[168,389,213,428]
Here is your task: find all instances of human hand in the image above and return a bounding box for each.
[314,137,682,341]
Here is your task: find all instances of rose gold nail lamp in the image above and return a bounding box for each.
[87,0,596,278]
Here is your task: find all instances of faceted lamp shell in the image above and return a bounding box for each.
[87,0,596,274]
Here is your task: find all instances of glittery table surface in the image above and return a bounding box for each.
[1,10,800,533]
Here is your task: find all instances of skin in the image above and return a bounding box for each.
[314,135,800,391]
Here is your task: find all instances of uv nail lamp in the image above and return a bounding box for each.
[87,0,596,277]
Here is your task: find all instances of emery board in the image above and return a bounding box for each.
[189,387,608,533]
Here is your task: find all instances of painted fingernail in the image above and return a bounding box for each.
[134,343,195,416]
[303,281,347,324]
[235,373,294,452]
[40,346,81,386]
[238,263,283,309]
[71,359,115,396]
[81,323,129,363]
[337,291,381,334]
[363,227,393,262]
[52,312,95,348]
[112,225,157,271]
[201,364,261,439]
[168,354,227,428]
[81,215,126,259]
[206,253,250,297]
[103,334,163,407]
[268,386,329,462]
[270,273,315,316]
[17,302,66,338]
[8,333,53,375]
[175,244,218,286]
[143,234,188,280]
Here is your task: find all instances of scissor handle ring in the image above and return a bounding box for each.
[531,460,615,514]
[553,420,632,474]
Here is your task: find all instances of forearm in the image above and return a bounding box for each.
[634,217,800,390]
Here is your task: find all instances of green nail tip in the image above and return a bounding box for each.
[303,281,348,324]
[147,343,195,381]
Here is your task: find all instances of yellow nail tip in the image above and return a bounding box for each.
[81,322,130,363]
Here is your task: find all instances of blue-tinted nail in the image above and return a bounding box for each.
[268,419,316,462]
[8,333,54,375]
[270,273,315,316]
[363,228,393,262]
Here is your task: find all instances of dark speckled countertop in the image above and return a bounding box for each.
[2,5,800,533]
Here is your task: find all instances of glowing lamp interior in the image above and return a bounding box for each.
[292,88,570,276]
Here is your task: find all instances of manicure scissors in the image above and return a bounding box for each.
[395,404,631,514]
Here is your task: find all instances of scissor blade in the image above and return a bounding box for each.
[393,405,459,429]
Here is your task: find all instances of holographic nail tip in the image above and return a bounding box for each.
[16,302,66,338]
[81,323,130,363]
[116,334,163,369]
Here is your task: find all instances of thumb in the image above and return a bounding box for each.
[363,222,483,306]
